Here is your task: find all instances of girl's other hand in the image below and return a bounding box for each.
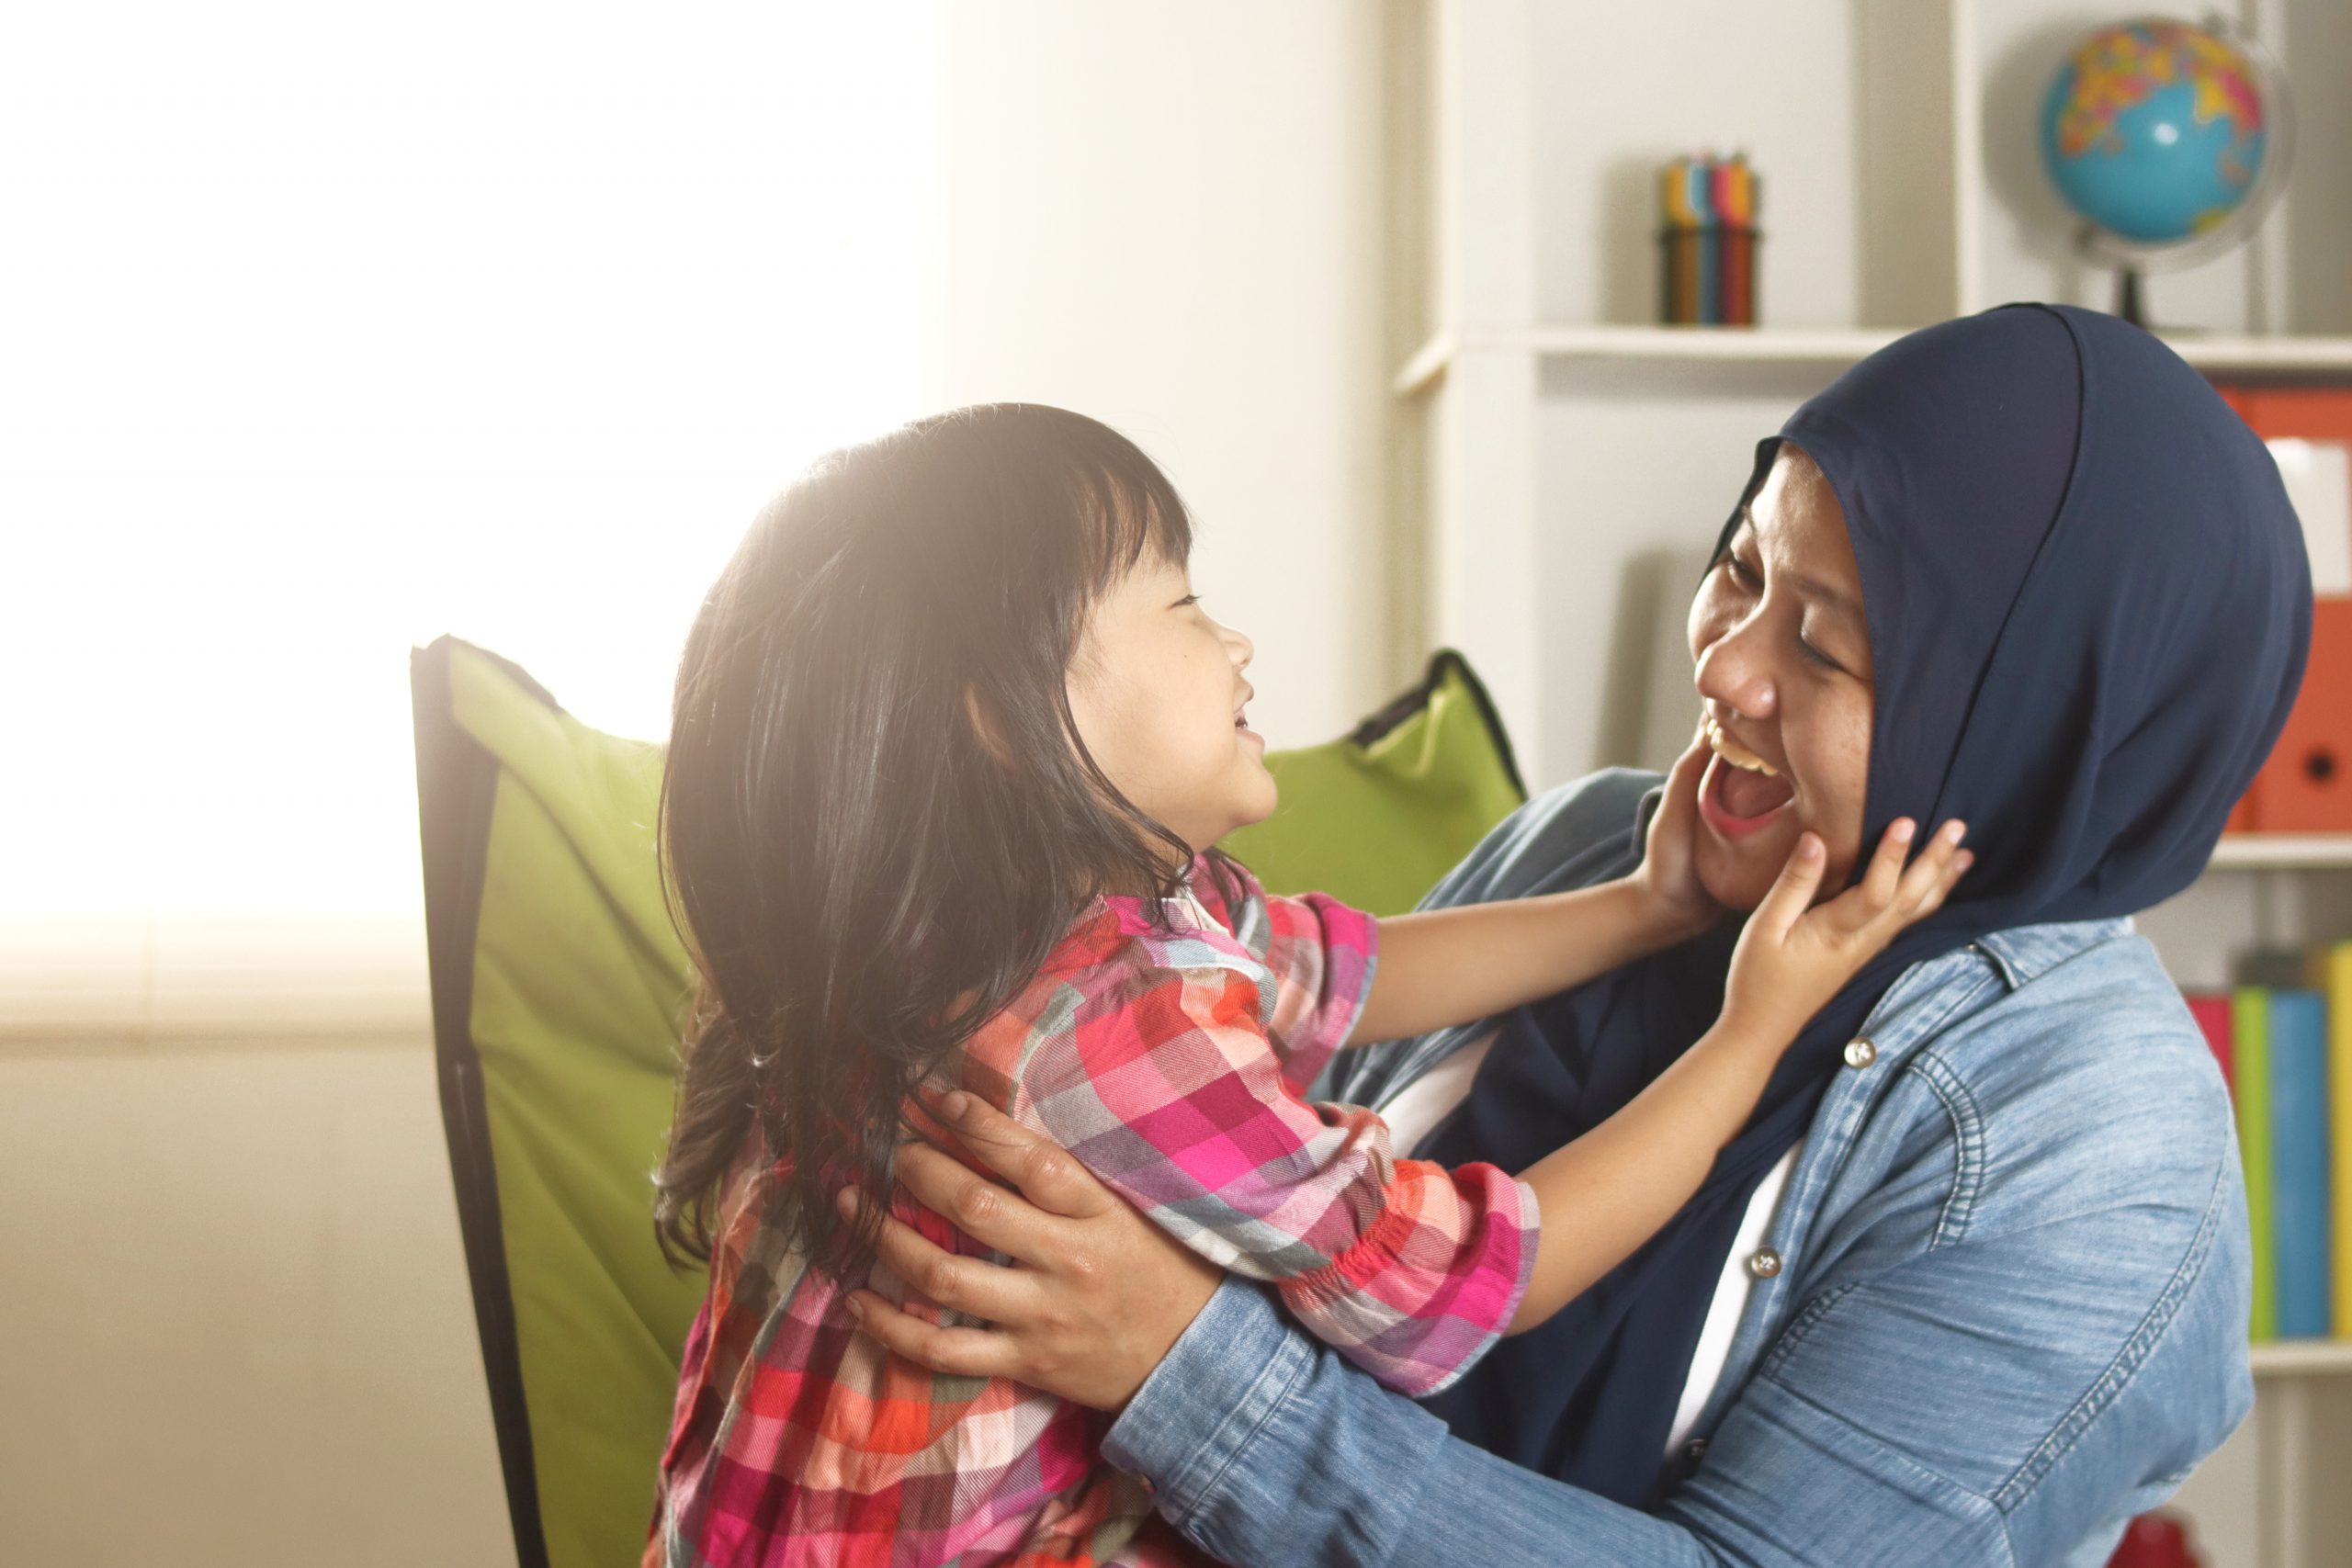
[1633,720,1728,942]
[1721,817,1973,1043]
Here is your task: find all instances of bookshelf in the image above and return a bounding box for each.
[1383,4,2351,1564]
[2252,1340,2352,1378]
[2211,835,2352,872]
[1396,325,2352,397]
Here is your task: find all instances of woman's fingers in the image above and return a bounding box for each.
[834,1100,1226,1410]
[842,1289,1026,1382]
[883,1138,1062,1266]
[922,1089,1118,1222]
[838,1178,1046,1325]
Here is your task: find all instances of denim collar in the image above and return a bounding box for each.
[1969,914,2137,993]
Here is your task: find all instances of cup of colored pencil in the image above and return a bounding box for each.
[1657,152,1760,326]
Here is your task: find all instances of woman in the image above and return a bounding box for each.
[838,302,2309,1565]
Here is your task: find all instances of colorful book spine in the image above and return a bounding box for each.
[2185,991,2233,1096]
[2233,987,2276,1342]
[2327,942,2352,1341]
[2269,988,2332,1337]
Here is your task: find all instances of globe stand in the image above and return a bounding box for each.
[2114,265,2146,329]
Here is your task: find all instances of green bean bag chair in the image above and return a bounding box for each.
[408,637,1525,1568]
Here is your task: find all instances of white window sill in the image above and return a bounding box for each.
[0,917,433,1051]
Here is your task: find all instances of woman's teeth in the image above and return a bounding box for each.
[1703,714,1779,776]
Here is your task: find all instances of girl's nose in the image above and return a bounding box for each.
[1227,624,1253,670]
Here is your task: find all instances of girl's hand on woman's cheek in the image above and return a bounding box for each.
[1722,816,1973,1042]
[1634,720,1727,941]
[836,1090,1221,1411]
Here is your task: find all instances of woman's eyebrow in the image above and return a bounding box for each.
[1736,506,1864,623]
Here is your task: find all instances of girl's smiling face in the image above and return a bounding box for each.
[1066,549,1274,863]
[1686,442,1877,910]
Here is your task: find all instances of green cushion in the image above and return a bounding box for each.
[409,637,1522,1568]
[1218,649,1527,916]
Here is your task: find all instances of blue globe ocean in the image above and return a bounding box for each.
[2039,21,2269,247]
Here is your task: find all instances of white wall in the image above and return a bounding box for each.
[923,0,1396,748]
[0,1034,516,1567]
[0,8,1403,1565]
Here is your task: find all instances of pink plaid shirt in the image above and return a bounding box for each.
[645,852,1538,1567]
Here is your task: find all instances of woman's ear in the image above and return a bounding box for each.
[964,683,1014,769]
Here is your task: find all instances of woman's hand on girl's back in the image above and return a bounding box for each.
[1633,721,1729,941]
[834,1090,1218,1412]
[1722,817,1974,1043]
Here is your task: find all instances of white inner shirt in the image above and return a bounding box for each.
[1374,1021,1803,1462]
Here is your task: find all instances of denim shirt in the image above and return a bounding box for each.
[1102,770,2254,1568]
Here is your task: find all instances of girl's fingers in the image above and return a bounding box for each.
[1855,818,1916,916]
[841,1289,1025,1381]
[1891,820,1968,914]
[1752,831,1827,942]
[1919,848,1975,915]
[1651,724,1708,831]
[1843,820,1970,938]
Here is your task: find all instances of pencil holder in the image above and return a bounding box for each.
[1657,221,1762,326]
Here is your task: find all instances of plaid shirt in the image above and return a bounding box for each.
[645,853,1538,1567]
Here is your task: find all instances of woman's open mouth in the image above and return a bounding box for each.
[1697,730,1796,839]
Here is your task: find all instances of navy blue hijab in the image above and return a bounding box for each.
[1415,302,2312,1505]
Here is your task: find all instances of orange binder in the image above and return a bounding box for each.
[2227,790,2258,834]
[2211,382,2352,832]
[2247,596,2352,831]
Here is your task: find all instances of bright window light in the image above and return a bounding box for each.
[0,3,942,919]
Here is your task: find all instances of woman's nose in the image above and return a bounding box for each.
[1694,628,1774,720]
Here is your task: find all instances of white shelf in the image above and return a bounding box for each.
[1391,5,2352,1560]
[2206,835,2352,871]
[2250,1340,2352,1377]
[1394,325,2352,398]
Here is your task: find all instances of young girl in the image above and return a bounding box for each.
[642,403,1970,1568]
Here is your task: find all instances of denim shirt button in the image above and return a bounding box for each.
[1747,1247,1783,1279]
[1844,1037,1878,1068]
[1682,1437,1708,1463]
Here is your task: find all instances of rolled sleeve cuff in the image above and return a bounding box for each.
[1102,1280,1684,1568]
[1102,1277,1454,1568]
[1102,1278,1311,1524]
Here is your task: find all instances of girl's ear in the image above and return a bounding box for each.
[964,684,1014,769]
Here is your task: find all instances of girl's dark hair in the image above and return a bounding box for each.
[651,402,1244,1275]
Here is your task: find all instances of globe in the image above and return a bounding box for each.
[2036,17,2292,324]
